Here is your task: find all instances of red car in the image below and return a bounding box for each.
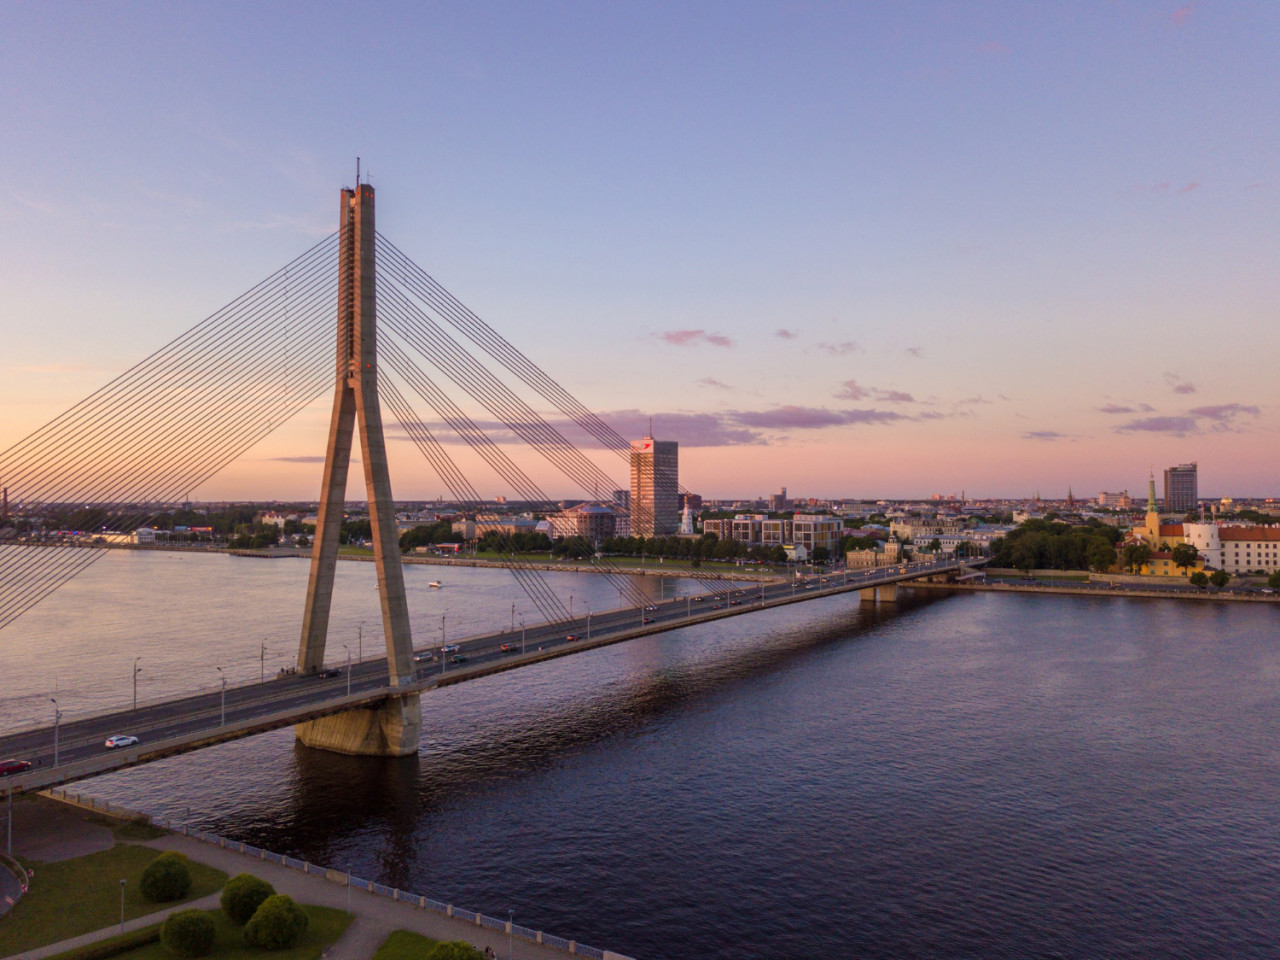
[565,634,579,642]
[0,759,33,777]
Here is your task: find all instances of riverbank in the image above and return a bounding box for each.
[912,578,1280,602]
[4,790,631,960]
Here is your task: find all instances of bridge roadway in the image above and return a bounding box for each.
[0,558,980,795]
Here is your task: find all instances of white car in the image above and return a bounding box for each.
[105,735,139,749]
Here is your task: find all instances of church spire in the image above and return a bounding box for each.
[1147,472,1158,514]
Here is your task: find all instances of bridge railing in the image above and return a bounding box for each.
[42,787,632,959]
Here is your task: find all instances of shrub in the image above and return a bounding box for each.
[221,872,275,924]
[244,894,309,949]
[57,927,161,960]
[160,910,216,957]
[424,944,486,960]
[140,852,192,903]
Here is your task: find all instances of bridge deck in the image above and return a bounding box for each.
[0,559,983,794]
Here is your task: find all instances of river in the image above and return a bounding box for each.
[4,550,1280,958]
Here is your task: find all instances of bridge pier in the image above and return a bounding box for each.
[295,694,421,757]
[859,584,898,604]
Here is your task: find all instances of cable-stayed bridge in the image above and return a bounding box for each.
[0,182,982,785]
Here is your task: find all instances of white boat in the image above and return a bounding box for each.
[428,580,442,588]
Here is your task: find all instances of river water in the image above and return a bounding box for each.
[4,550,1280,959]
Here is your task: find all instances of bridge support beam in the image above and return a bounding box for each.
[295,182,420,757]
[859,584,898,604]
[295,696,421,757]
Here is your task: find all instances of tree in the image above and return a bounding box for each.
[140,852,192,903]
[1269,570,1280,590]
[1209,569,1230,589]
[1189,571,1208,588]
[1171,543,1199,573]
[1086,539,1116,573]
[811,546,830,563]
[244,894,309,949]
[160,910,216,957]
[1121,543,1152,574]
[221,873,275,925]
[927,538,942,554]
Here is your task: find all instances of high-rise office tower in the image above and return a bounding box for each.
[630,436,679,536]
[1163,462,1198,513]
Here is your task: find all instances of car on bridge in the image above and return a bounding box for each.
[105,735,139,749]
[413,650,435,663]
[0,759,32,776]
[642,618,654,624]
[500,643,520,654]
[442,644,460,654]
[449,655,468,664]
[319,668,342,678]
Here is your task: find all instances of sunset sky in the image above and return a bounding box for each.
[1,2,1276,501]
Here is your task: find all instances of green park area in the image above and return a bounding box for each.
[0,829,226,954]
[42,905,349,960]
[372,930,489,960]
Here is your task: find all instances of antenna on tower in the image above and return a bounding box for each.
[356,157,361,186]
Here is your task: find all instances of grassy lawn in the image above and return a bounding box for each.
[47,906,350,960]
[373,930,440,959]
[0,845,226,954]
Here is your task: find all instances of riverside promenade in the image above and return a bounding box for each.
[8,794,631,960]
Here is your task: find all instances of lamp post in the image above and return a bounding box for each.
[569,595,574,619]
[508,908,515,960]
[132,657,142,711]
[586,604,592,641]
[520,618,526,654]
[260,640,268,684]
[50,699,61,766]
[119,879,126,934]
[216,667,226,726]
[358,622,364,662]
[6,788,12,858]
[510,602,515,632]
[343,644,351,696]
[346,863,353,914]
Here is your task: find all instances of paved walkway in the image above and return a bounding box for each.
[7,831,609,960]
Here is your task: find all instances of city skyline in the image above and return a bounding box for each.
[1,2,1276,499]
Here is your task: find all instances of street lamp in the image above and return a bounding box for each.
[119,879,126,934]
[260,640,269,684]
[216,667,226,726]
[508,908,515,960]
[358,622,364,662]
[132,657,142,711]
[343,644,352,696]
[569,594,574,619]
[50,699,61,766]
[520,618,526,654]
[510,602,515,632]
[586,604,592,641]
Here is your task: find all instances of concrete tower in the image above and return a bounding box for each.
[294,183,421,756]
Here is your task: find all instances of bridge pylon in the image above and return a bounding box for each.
[294,182,421,757]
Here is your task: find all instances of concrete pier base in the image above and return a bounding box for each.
[294,694,421,757]
[859,584,899,604]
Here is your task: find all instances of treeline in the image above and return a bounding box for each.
[989,519,1122,572]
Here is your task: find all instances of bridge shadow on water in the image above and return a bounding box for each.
[234,591,951,878]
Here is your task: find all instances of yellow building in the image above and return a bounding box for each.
[1121,476,1206,578]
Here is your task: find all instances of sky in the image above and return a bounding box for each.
[1,1,1277,501]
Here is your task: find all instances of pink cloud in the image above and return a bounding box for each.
[816,341,860,356]
[658,329,733,348]
[1116,416,1198,436]
[835,380,870,400]
[729,406,908,429]
[876,390,915,404]
[905,347,923,358]
[1177,181,1200,194]
[775,329,798,340]
[1189,403,1259,422]
[1023,431,1067,441]
[1165,372,1196,395]
[698,377,732,390]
